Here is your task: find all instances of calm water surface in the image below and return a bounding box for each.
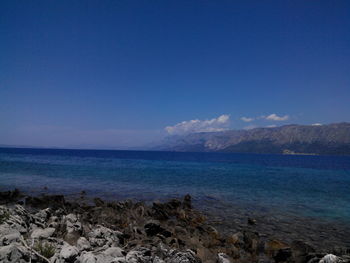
[0,147,350,225]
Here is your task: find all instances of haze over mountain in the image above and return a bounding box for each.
[156,122,350,155]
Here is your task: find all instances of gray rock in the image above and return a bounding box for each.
[60,243,79,261]
[0,244,29,263]
[217,253,231,263]
[319,254,340,263]
[103,247,124,258]
[78,251,97,263]
[0,225,21,245]
[77,237,91,251]
[35,208,51,219]
[31,227,56,239]
[113,257,127,263]
[153,256,165,263]
[88,225,121,247]
[126,247,151,263]
[65,214,82,234]
[168,249,201,263]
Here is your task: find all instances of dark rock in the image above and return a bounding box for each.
[168,249,202,263]
[183,194,192,210]
[0,189,22,204]
[144,222,172,238]
[25,195,65,209]
[152,202,170,220]
[247,218,257,225]
[243,231,259,254]
[291,240,316,263]
[93,197,105,207]
[273,248,292,262]
[168,199,182,209]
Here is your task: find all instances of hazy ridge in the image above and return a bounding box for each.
[157,122,350,155]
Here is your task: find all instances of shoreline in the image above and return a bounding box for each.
[2,186,350,250]
[1,189,349,263]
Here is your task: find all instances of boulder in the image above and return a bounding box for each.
[30,227,55,239]
[0,244,29,263]
[319,254,340,263]
[168,249,201,263]
[60,244,79,262]
[78,251,97,263]
[183,195,192,210]
[77,237,91,251]
[0,225,21,245]
[126,247,152,263]
[103,247,124,258]
[217,253,231,263]
[145,222,172,237]
[88,225,122,247]
[291,240,315,263]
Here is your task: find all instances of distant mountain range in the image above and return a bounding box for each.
[155,122,350,155]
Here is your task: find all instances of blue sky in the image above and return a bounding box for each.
[1,1,350,148]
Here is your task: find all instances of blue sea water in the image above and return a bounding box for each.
[0,147,350,225]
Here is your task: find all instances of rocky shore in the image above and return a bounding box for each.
[0,189,349,263]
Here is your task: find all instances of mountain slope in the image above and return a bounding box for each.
[157,123,350,155]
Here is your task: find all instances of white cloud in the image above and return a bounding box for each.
[312,123,322,126]
[265,113,289,121]
[266,125,277,128]
[241,117,254,122]
[165,114,230,135]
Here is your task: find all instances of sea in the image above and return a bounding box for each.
[1,147,350,246]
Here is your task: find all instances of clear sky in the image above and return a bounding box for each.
[1,1,350,148]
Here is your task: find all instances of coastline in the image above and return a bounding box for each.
[0,189,349,263]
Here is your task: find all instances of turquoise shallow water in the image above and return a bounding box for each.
[0,147,350,225]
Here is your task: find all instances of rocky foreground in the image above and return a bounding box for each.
[0,190,349,263]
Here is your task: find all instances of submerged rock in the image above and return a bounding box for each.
[0,191,348,263]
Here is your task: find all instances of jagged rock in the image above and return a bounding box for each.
[217,253,231,263]
[78,251,97,263]
[243,231,259,254]
[319,254,340,263]
[31,227,56,239]
[77,252,116,263]
[25,195,65,209]
[168,249,201,263]
[183,195,192,210]
[93,198,105,207]
[77,237,91,251]
[114,257,127,263]
[0,225,21,245]
[153,256,166,263]
[144,221,172,237]
[291,240,315,263]
[88,225,121,247]
[60,244,79,262]
[274,248,292,262]
[126,247,152,263]
[206,226,220,240]
[0,244,29,263]
[35,208,51,221]
[1,192,347,263]
[103,246,124,258]
[226,232,243,247]
[0,189,21,205]
[152,202,170,220]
